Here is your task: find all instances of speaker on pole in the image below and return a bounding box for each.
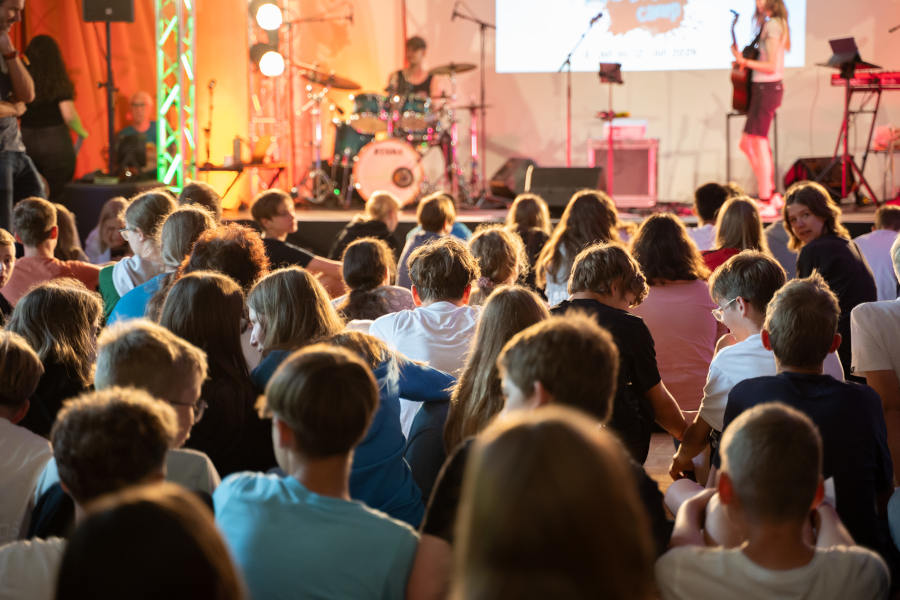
[83,0,134,23]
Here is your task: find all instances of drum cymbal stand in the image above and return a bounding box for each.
[301,84,339,205]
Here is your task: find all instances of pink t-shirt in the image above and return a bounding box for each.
[0,256,101,307]
[631,280,724,412]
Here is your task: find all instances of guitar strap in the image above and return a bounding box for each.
[742,30,762,60]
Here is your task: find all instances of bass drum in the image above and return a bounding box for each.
[352,139,427,206]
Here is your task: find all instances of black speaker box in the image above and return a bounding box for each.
[784,156,855,202]
[489,157,536,198]
[83,0,134,23]
[524,166,606,210]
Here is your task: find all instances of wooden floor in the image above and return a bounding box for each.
[645,432,677,499]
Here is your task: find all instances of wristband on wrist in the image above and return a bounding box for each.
[2,50,18,61]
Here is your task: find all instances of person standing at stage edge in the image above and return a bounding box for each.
[0,0,45,232]
[731,0,789,217]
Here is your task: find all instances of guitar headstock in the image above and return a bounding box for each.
[730,10,740,45]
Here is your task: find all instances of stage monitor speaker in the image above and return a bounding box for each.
[83,0,134,22]
[784,156,854,202]
[524,166,606,210]
[490,157,536,198]
[588,138,658,208]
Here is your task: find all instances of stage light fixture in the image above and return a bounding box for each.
[249,43,285,77]
[249,0,282,31]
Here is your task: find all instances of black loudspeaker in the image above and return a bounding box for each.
[489,157,536,198]
[83,0,134,22]
[524,166,606,209]
[784,156,854,202]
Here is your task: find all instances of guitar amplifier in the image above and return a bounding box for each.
[588,139,658,208]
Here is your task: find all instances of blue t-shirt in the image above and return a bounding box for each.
[117,121,158,146]
[107,272,168,324]
[214,473,418,600]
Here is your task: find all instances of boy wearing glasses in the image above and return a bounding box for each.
[670,252,842,480]
[0,197,99,307]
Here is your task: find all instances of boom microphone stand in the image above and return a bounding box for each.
[558,12,603,167]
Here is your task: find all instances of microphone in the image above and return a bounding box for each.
[451,1,459,21]
[208,79,216,90]
[889,23,900,33]
[348,11,353,24]
[596,110,630,120]
[589,11,603,25]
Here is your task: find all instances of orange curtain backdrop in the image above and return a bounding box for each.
[24,0,158,178]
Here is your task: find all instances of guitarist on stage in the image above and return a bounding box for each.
[731,0,790,213]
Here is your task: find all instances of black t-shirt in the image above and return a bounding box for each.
[797,234,877,375]
[21,94,71,129]
[551,298,661,463]
[328,218,399,260]
[0,292,11,324]
[724,372,893,558]
[262,238,314,270]
[19,361,89,438]
[422,437,672,556]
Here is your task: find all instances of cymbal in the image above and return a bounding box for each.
[301,69,361,90]
[429,62,476,76]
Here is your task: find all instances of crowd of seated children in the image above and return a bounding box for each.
[0,387,180,600]
[402,191,473,246]
[853,204,900,301]
[332,237,414,323]
[396,191,457,289]
[8,280,101,437]
[57,482,243,600]
[783,181,876,378]
[852,236,900,480]
[83,196,128,264]
[98,190,175,318]
[5,178,900,599]
[552,242,686,462]
[657,402,889,599]
[329,190,401,259]
[0,198,99,308]
[249,189,343,295]
[687,182,730,251]
[213,345,419,600]
[109,204,215,323]
[630,213,722,424]
[701,195,770,271]
[466,224,527,305]
[0,228,15,320]
[535,189,621,306]
[504,192,551,290]
[370,237,481,434]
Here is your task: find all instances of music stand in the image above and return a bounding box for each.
[819,37,881,205]
[598,63,623,200]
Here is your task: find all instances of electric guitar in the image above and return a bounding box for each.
[730,10,759,113]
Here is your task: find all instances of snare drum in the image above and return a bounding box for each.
[352,139,424,206]
[398,96,431,132]
[332,121,373,163]
[349,93,387,134]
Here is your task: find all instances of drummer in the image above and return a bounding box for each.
[386,36,437,98]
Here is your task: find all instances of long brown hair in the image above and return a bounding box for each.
[535,190,619,288]
[630,213,709,285]
[756,0,791,52]
[247,267,344,354]
[443,285,549,452]
[468,225,528,306]
[714,196,770,254]
[782,181,850,251]
[505,193,550,235]
[6,279,102,386]
[452,407,655,600]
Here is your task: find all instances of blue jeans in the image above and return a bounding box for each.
[0,151,47,232]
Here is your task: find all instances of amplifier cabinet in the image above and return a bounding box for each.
[588,138,658,208]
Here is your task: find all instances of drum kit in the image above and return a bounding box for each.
[299,61,482,207]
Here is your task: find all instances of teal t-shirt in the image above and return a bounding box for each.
[213,473,419,600]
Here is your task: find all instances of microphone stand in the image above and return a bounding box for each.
[558,17,601,168]
[203,82,214,167]
[454,6,494,204]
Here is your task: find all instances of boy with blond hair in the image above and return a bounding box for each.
[657,402,889,599]
[724,275,893,560]
[0,197,99,307]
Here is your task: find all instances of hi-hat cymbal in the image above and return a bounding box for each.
[302,69,361,90]
[429,62,476,76]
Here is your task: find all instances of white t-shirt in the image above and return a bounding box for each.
[851,299,900,377]
[754,18,786,84]
[543,247,571,307]
[854,229,899,301]
[0,536,65,600]
[0,419,52,545]
[33,448,220,503]
[655,544,889,600]
[370,301,478,434]
[699,334,845,432]
[688,223,716,252]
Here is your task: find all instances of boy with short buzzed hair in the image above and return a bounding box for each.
[724,274,894,560]
[214,345,418,600]
[0,197,99,307]
[657,402,889,599]
[0,330,49,544]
